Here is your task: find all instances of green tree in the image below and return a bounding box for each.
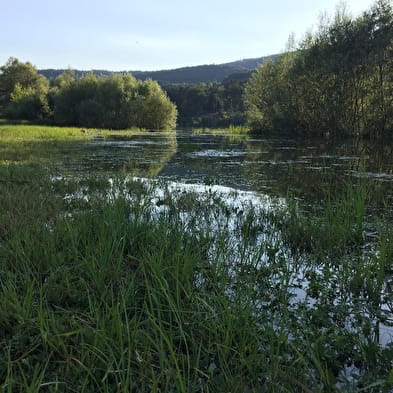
[0,57,50,119]
[53,72,98,125]
[52,73,177,130]
[244,0,393,138]
[94,74,138,129]
[7,83,50,120]
[132,79,177,130]
[244,53,296,133]
[53,68,76,90]
[78,99,105,128]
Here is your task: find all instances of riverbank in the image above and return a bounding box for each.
[0,121,145,142]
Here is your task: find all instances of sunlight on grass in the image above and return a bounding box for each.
[0,121,144,142]
[192,124,250,135]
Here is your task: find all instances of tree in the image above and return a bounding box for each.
[52,73,177,130]
[244,53,297,133]
[131,80,177,130]
[0,57,50,119]
[0,58,178,130]
[53,73,98,125]
[7,83,50,120]
[244,0,393,138]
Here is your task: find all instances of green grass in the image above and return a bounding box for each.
[0,122,147,166]
[1,161,393,392]
[0,124,89,142]
[0,121,144,143]
[192,125,250,135]
[279,181,369,256]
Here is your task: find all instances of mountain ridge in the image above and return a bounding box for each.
[38,54,279,84]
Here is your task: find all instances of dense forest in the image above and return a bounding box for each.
[0,59,177,130]
[244,0,393,138]
[164,74,249,127]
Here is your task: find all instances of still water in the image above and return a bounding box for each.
[56,130,393,210]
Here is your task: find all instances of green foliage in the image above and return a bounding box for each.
[165,79,247,127]
[0,58,45,102]
[132,80,177,130]
[192,125,250,135]
[1,58,178,130]
[244,54,297,133]
[280,181,369,256]
[245,0,393,138]
[7,84,50,120]
[52,73,177,130]
[0,57,50,120]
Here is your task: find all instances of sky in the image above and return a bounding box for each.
[1,0,376,71]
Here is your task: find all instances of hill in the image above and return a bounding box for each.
[38,54,279,84]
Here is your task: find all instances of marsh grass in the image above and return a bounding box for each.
[192,125,250,135]
[0,123,90,142]
[0,122,145,167]
[0,121,143,142]
[279,181,369,257]
[1,162,393,392]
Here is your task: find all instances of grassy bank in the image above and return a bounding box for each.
[0,121,145,142]
[0,122,147,166]
[1,160,393,392]
[192,125,250,135]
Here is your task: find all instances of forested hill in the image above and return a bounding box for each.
[38,54,279,84]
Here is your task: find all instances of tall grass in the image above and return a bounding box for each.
[1,164,392,392]
[0,122,143,142]
[279,181,369,256]
[192,125,250,135]
[0,123,90,141]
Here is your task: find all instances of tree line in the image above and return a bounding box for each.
[0,56,249,129]
[164,73,249,127]
[1,0,392,137]
[244,0,393,138]
[0,59,177,130]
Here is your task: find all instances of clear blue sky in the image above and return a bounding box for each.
[1,0,375,71]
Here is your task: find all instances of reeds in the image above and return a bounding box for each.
[192,125,250,135]
[1,164,392,392]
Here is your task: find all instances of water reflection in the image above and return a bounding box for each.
[53,133,177,177]
[157,131,393,210]
[3,130,393,207]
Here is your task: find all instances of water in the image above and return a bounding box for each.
[55,129,393,347]
[8,129,393,374]
[54,130,393,210]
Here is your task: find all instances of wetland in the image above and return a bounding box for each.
[1,125,393,392]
